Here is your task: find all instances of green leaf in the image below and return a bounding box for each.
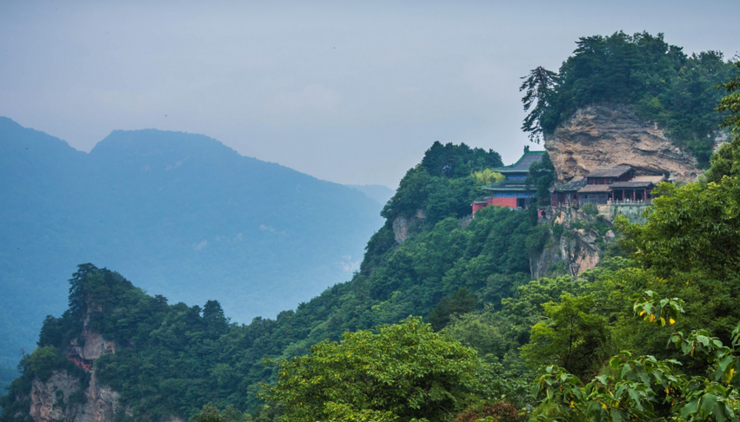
[609,408,623,422]
[718,355,734,372]
[681,399,699,419]
[627,389,643,411]
[700,393,717,415]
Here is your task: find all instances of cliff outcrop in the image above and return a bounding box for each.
[392,210,426,244]
[29,370,121,422]
[27,320,128,422]
[531,205,615,279]
[545,104,700,184]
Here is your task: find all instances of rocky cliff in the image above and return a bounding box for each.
[26,320,133,422]
[530,205,615,279]
[29,370,122,422]
[545,104,700,184]
[392,210,427,244]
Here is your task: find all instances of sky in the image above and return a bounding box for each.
[1,1,738,188]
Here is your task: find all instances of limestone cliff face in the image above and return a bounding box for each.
[29,370,122,422]
[392,209,426,244]
[28,319,129,422]
[69,317,116,361]
[531,205,615,279]
[545,104,700,184]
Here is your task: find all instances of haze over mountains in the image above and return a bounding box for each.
[0,117,385,386]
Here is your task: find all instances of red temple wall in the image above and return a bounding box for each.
[472,202,487,213]
[491,197,517,208]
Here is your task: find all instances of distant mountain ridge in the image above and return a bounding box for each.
[345,184,395,206]
[0,117,384,388]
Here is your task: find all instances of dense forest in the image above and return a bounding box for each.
[2,50,740,422]
[520,31,737,166]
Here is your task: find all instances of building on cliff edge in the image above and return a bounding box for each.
[472,148,546,214]
[551,166,665,207]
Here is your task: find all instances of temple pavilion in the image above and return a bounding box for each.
[472,148,546,213]
[551,165,665,207]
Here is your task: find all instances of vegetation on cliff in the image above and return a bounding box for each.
[381,141,503,223]
[521,31,736,166]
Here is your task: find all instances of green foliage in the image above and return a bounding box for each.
[452,402,525,422]
[525,152,555,206]
[551,223,564,240]
[524,225,550,256]
[190,403,252,422]
[521,295,610,380]
[520,66,559,143]
[382,142,503,222]
[616,180,740,280]
[420,141,503,179]
[428,288,477,331]
[259,317,487,422]
[25,346,63,382]
[531,293,740,421]
[581,203,598,216]
[706,61,740,183]
[471,169,504,186]
[443,275,592,377]
[521,32,736,166]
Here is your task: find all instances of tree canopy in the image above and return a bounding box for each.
[259,317,492,422]
[521,31,736,166]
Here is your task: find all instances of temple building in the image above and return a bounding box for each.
[472,149,546,213]
[551,165,665,207]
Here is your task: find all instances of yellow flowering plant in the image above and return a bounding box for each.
[531,291,740,421]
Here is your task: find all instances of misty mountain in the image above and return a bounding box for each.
[0,117,384,387]
[345,184,395,206]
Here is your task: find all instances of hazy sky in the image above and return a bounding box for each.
[2,1,738,187]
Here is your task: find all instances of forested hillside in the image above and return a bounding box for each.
[0,119,384,390]
[2,45,739,422]
[0,141,552,420]
[521,31,736,166]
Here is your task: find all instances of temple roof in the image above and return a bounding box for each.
[473,196,494,204]
[631,175,666,183]
[493,150,547,174]
[482,180,534,192]
[610,181,656,188]
[578,184,611,193]
[585,165,633,178]
[554,178,587,192]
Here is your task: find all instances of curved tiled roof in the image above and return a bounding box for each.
[493,151,546,173]
[578,184,611,193]
[609,181,656,188]
[554,178,587,192]
[585,165,632,178]
[482,180,535,192]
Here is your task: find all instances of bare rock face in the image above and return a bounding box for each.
[531,205,614,279]
[392,209,426,244]
[28,313,129,422]
[30,371,80,422]
[70,327,116,361]
[29,370,122,422]
[545,104,700,184]
[561,229,601,277]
